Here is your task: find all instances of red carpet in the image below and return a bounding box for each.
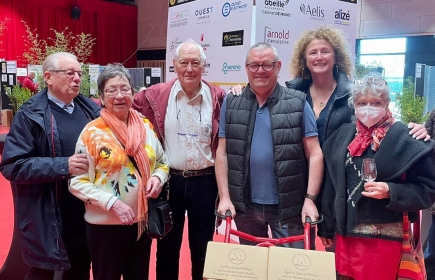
[0,170,13,267]
[0,123,325,279]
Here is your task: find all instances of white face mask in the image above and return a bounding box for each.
[355,105,386,128]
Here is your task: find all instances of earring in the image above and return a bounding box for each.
[333,64,339,78]
[302,67,311,79]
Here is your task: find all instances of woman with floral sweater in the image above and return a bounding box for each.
[70,63,169,280]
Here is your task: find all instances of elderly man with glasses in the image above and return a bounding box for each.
[0,52,101,280]
[216,42,324,249]
[132,39,225,280]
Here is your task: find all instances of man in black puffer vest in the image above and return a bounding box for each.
[216,43,324,248]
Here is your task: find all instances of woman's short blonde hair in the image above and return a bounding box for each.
[289,25,353,79]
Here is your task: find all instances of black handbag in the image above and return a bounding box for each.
[126,155,173,239]
[147,182,173,239]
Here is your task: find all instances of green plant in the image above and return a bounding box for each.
[21,22,96,65]
[4,85,33,112]
[80,64,91,97]
[396,76,429,124]
[20,21,97,96]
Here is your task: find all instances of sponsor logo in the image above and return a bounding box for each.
[222,1,248,17]
[169,0,196,7]
[261,0,290,17]
[222,30,244,47]
[169,10,188,28]
[263,0,289,10]
[195,6,213,23]
[199,34,211,51]
[203,62,211,76]
[264,26,290,45]
[299,3,324,21]
[335,9,351,25]
[222,62,242,74]
[169,38,183,52]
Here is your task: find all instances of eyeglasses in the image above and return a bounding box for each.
[245,61,277,72]
[104,87,132,97]
[50,69,83,78]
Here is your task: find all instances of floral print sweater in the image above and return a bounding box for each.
[69,117,169,225]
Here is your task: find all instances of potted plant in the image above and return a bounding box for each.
[4,85,32,112]
[396,76,429,124]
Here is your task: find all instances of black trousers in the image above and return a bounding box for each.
[24,268,54,280]
[156,174,217,280]
[60,192,91,280]
[87,222,152,280]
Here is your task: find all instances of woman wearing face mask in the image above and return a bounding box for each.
[318,77,435,280]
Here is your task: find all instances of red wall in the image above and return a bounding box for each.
[0,0,138,67]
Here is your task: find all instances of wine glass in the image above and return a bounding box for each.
[361,158,377,182]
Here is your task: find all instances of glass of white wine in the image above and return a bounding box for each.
[361,158,377,182]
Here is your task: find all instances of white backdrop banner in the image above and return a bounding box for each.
[166,0,253,89]
[166,0,356,87]
[256,0,357,84]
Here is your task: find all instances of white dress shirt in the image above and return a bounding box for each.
[164,80,214,170]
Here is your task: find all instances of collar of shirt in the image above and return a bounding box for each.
[172,80,206,101]
[47,91,75,114]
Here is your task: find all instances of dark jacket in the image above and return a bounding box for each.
[318,122,435,239]
[132,79,225,158]
[285,71,353,144]
[0,88,101,270]
[226,83,308,224]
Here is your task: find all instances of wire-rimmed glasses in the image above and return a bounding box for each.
[104,87,132,97]
[49,69,83,78]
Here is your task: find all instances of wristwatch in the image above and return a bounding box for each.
[305,194,317,202]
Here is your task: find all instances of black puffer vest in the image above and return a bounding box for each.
[225,83,308,224]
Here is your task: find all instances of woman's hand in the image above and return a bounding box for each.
[146,176,162,198]
[320,237,334,248]
[228,84,244,96]
[408,122,430,141]
[362,182,390,199]
[110,199,135,225]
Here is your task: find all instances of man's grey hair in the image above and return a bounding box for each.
[174,38,206,63]
[43,52,78,72]
[97,63,134,96]
[245,42,279,64]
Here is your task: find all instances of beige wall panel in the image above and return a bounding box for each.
[392,0,435,18]
[137,0,168,50]
[361,3,392,20]
[363,16,421,37]
[420,15,435,33]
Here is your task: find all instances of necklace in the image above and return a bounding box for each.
[310,85,335,108]
[312,91,330,108]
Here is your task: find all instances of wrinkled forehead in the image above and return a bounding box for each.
[247,48,276,63]
[177,44,202,61]
[58,56,81,70]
